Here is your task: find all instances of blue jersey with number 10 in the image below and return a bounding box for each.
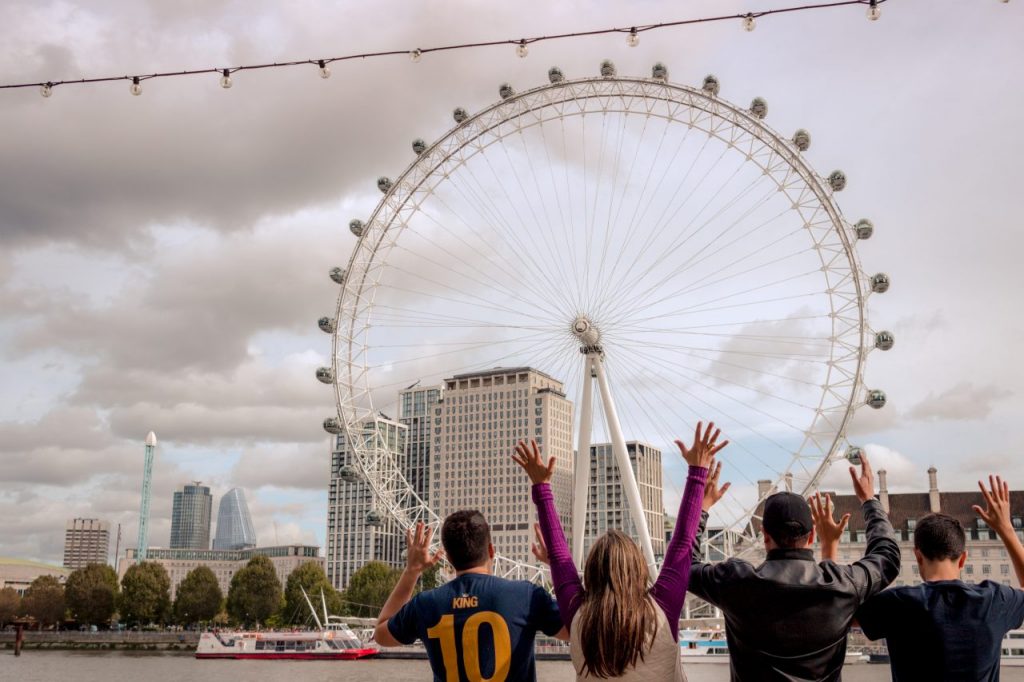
[388,572,563,682]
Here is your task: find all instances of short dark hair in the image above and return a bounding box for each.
[441,510,491,570]
[766,529,812,549]
[915,513,966,561]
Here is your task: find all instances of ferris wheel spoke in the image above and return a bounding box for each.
[621,289,823,326]
[365,331,559,371]
[370,304,561,332]
[614,338,828,363]
[589,111,635,315]
[611,314,830,335]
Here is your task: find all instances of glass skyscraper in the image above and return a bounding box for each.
[212,487,257,550]
[170,483,213,549]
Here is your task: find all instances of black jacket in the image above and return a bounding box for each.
[689,499,901,681]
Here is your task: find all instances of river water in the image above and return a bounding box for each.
[7,652,1024,682]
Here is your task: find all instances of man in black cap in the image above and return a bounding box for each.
[690,454,900,681]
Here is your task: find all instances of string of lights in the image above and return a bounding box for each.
[0,0,962,98]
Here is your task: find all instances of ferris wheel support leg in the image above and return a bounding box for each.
[592,355,657,578]
[572,355,595,565]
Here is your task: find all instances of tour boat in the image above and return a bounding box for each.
[679,629,729,660]
[1001,629,1024,666]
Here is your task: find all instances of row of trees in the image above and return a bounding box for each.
[0,556,440,630]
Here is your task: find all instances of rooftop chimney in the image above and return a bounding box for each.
[757,479,773,500]
[878,469,890,514]
[784,473,793,492]
[928,466,940,513]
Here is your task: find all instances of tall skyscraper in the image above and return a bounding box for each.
[399,385,443,506]
[212,488,257,550]
[434,367,574,565]
[63,518,110,569]
[326,415,408,589]
[170,483,213,550]
[583,441,666,559]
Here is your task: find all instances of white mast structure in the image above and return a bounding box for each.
[136,431,157,562]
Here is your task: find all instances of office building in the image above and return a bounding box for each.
[400,385,443,506]
[213,488,257,550]
[434,367,574,565]
[62,518,111,569]
[170,483,213,550]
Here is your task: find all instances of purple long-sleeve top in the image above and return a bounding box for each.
[531,465,708,642]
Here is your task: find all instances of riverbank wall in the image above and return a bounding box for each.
[0,631,199,651]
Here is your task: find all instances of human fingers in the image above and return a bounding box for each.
[710,461,722,483]
[720,482,731,496]
[531,439,541,463]
[826,494,834,518]
[709,440,730,457]
[423,524,434,548]
[1002,477,1010,502]
[414,521,425,547]
[838,513,851,533]
[429,548,445,566]
[674,439,690,458]
[860,451,872,478]
[694,422,702,449]
[703,421,715,444]
[978,480,996,510]
[546,456,556,478]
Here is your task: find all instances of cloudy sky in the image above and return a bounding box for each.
[1,0,1021,564]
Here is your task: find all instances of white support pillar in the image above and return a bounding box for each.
[572,355,594,565]
[592,355,657,576]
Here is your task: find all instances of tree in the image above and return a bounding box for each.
[343,561,401,618]
[120,561,171,626]
[418,564,441,593]
[282,561,342,625]
[0,587,21,626]
[173,566,222,626]
[226,555,283,627]
[22,575,65,629]
[65,563,119,626]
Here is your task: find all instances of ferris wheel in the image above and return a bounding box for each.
[317,61,892,578]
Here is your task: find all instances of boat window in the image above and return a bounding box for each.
[275,642,285,652]
[255,641,265,650]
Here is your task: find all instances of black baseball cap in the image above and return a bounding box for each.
[763,492,813,542]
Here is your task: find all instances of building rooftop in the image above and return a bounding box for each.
[448,366,561,384]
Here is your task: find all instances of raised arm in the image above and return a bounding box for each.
[374,522,444,646]
[848,453,901,599]
[974,475,1024,588]
[810,492,850,562]
[513,439,584,630]
[650,422,725,638]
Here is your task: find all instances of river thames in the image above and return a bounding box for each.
[8,652,1024,681]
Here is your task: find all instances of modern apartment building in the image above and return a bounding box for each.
[62,518,110,569]
[433,367,574,566]
[212,487,257,550]
[583,442,666,559]
[170,483,213,550]
[399,385,443,507]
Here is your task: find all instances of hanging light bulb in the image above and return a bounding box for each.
[516,40,528,58]
[866,0,881,20]
[40,82,53,98]
[318,60,331,79]
[742,14,756,31]
[627,28,639,47]
[220,69,232,88]
[410,48,422,63]
[130,76,142,96]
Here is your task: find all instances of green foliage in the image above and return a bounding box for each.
[343,561,401,618]
[173,566,223,626]
[22,575,65,628]
[120,561,171,626]
[282,561,342,625]
[226,555,283,627]
[65,563,119,626]
[418,564,441,593]
[0,586,22,626]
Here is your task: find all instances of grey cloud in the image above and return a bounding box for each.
[107,402,328,445]
[907,382,1013,422]
[228,444,327,491]
[0,406,113,453]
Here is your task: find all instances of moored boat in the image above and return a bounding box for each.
[196,627,377,660]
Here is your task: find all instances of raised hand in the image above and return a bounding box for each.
[530,523,550,565]
[849,451,875,503]
[973,475,1013,536]
[703,460,732,512]
[512,439,556,485]
[809,492,850,551]
[675,421,730,470]
[405,521,445,575]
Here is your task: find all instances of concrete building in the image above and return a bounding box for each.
[583,442,666,559]
[119,545,322,599]
[400,385,443,507]
[170,483,213,550]
[827,467,1024,587]
[434,367,574,565]
[213,488,257,550]
[63,518,110,569]
[0,558,70,596]
[325,415,408,590]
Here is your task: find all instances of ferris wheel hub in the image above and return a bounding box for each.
[570,315,602,351]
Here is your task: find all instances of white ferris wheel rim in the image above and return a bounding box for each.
[329,71,874,570]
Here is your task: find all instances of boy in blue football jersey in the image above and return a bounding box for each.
[374,511,567,682]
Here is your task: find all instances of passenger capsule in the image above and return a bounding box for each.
[548,67,564,84]
[412,138,427,155]
[366,510,383,527]
[600,60,616,78]
[750,97,768,119]
[870,273,890,294]
[828,170,847,192]
[792,129,811,152]
[866,390,887,409]
[453,107,469,124]
[349,219,364,237]
[323,417,344,435]
[339,465,360,483]
[377,176,392,194]
[651,62,669,81]
[702,75,720,96]
[845,445,864,466]
[499,83,514,100]
[316,367,334,384]
[875,331,895,351]
[329,267,346,285]
[854,219,874,240]
[318,317,336,334]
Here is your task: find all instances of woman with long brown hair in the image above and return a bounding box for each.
[514,421,727,680]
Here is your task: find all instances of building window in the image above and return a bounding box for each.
[983,565,992,575]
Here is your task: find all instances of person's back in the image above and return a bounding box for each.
[857,479,1024,682]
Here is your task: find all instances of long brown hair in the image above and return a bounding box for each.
[575,529,658,678]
